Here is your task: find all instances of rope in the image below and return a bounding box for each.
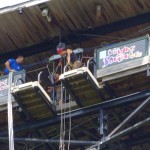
[63,89,67,150]
[67,95,72,150]
[26,66,47,74]
[23,58,48,69]
[59,82,65,150]
[46,64,51,75]
[59,63,67,150]
[78,33,127,40]
[30,116,97,150]
[59,85,70,150]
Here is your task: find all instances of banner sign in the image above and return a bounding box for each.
[96,38,148,69]
[0,79,8,91]
[0,71,26,100]
[0,78,8,98]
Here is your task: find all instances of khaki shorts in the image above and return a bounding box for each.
[71,61,82,69]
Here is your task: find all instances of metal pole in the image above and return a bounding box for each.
[0,137,97,146]
[38,71,43,83]
[100,109,104,137]
[7,72,14,150]
[100,109,108,140]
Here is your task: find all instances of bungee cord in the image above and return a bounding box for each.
[67,95,72,150]
[30,116,98,150]
[59,81,64,150]
[26,66,47,74]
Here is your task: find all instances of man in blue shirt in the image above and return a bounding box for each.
[4,56,24,75]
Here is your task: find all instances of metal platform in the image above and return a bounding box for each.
[59,67,103,107]
[0,71,25,112]
[11,81,56,120]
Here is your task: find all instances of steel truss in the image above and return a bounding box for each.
[0,90,150,136]
[87,97,150,150]
[1,75,150,150]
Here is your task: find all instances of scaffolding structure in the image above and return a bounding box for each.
[0,36,150,150]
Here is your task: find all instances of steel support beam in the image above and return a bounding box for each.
[0,90,150,136]
[0,137,97,146]
[99,109,108,138]
[0,12,150,64]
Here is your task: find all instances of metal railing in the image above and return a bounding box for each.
[38,71,43,83]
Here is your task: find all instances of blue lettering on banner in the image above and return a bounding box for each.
[98,39,146,69]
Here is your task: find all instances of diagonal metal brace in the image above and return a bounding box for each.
[87,117,150,150]
[108,96,150,137]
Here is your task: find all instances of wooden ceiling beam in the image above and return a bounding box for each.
[0,12,150,63]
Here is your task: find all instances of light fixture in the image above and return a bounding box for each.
[41,7,51,22]
[18,7,23,14]
[96,4,101,21]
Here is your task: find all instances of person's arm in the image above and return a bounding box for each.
[58,59,62,67]
[5,59,16,72]
[67,49,72,65]
[5,61,12,72]
[54,74,61,85]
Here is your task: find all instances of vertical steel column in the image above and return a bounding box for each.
[147,35,150,76]
[126,143,131,150]
[7,72,14,150]
[100,108,107,139]
[100,108,104,137]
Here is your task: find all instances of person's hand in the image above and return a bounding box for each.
[10,69,16,72]
[67,62,72,67]
[58,60,62,67]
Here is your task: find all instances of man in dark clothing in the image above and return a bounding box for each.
[56,43,82,69]
[46,73,61,104]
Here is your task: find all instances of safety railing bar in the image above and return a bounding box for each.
[64,65,70,73]
[38,71,43,83]
[87,57,94,69]
[81,56,93,62]
[15,78,25,86]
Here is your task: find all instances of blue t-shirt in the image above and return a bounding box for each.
[4,59,23,74]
